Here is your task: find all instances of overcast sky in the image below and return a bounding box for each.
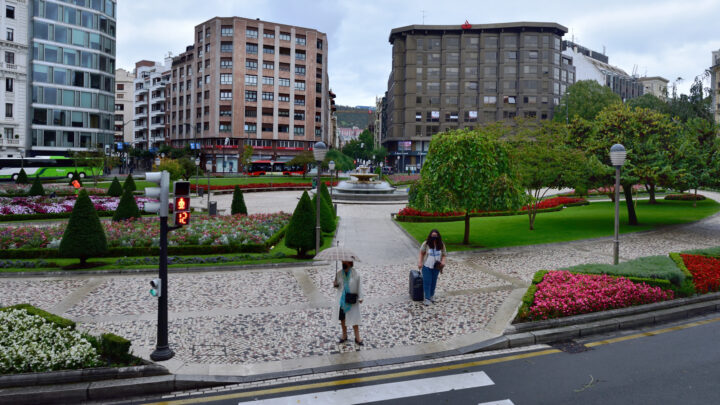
[117,0,720,107]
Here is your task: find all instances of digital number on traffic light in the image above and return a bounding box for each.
[175,211,190,226]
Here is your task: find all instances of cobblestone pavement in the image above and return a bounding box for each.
[1,191,718,376]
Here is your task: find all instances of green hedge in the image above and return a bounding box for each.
[0,303,76,329]
[516,270,549,320]
[561,255,686,286]
[679,246,720,257]
[396,202,589,223]
[101,333,132,363]
[668,252,697,297]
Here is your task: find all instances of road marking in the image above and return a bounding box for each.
[239,370,493,404]
[585,316,720,347]
[478,400,515,405]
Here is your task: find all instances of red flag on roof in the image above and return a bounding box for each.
[461,20,472,29]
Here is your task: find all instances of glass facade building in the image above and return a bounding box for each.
[29,0,116,154]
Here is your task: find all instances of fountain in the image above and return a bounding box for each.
[329,166,408,203]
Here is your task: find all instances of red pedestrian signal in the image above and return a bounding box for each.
[175,211,190,226]
[175,197,189,211]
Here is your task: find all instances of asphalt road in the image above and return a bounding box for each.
[137,313,720,405]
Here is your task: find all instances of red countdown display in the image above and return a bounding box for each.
[175,211,190,226]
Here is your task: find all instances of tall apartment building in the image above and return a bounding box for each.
[114,67,134,144]
[562,41,643,101]
[133,58,170,150]
[384,22,575,170]
[167,17,330,173]
[637,76,668,100]
[28,0,116,156]
[0,0,28,158]
[711,50,720,124]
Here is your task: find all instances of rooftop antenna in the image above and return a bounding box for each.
[422,9,425,24]
[602,45,606,55]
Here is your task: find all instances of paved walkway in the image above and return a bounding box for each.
[0,191,718,377]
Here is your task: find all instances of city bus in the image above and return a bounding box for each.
[0,156,99,181]
[246,160,306,176]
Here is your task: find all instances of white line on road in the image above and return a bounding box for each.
[478,400,515,405]
[240,370,494,404]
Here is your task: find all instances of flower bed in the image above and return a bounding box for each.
[679,254,720,293]
[0,213,290,251]
[0,195,154,217]
[521,271,674,321]
[664,194,706,201]
[0,183,105,197]
[396,196,588,222]
[191,182,337,191]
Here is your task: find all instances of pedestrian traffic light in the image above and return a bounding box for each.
[143,171,170,217]
[173,181,191,226]
[150,278,162,297]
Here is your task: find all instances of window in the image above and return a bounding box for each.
[504,66,517,75]
[294,96,305,105]
[245,75,257,86]
[246,60,258,70]
[262,62,274,70]
[220,42,233,53]
[464,81,478,90]
[263,46,274,54]
[6,5,14,19]
[446,52,459,64]
[219,123,231,132]
[221,26,233,36]
[295,81,305,90]
[220,74,233,85]
[523,96,537,104]
[280,32,291,41]
[246,44,258,54]
[5,103,12,118]
[484,52,497,63]
[244,123,257,133]
[262,76,274,85]
[294,111,305,120]
[483,96,497,105]
[204,75,210,84]
[296,36,306,46]
[279,78,290,87]
[485,36,498,47]
[445,67,458,78]
[5,78,13,92]
[246,28,258,38]
[220,90,232,100]
[528,51,539,60]
[445,82,458,91]
[261,92,273,101]
[484,81,497,91]
[294,126,305,135]
[245,90,257,102]
[263,30,275,39]
[205,43,210,52]
[220,58,232,68]
[503,96,516,104]
[6,28,13,42]
[295,50,306,60]
[279,63,290,72]
[278,94,290,102]
[524,35,538,47]
[5,51,14,64]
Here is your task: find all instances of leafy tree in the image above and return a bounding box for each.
[324,149,354,172]
[71,150,104,187]
[241,145,254,173]
[670,118,720,206]
[28,176,45,196]
[177,157,201,180]
[284,191,320,257]
[106,177,123,197]
[231,185,248,215]
[554,80,622,123]
[112,186,141,221]
[668,76,713,123]
[313,194,336,233]
[15,168,29,184]
[412,128,525,244]
[341,129,377,162]
[156,160,183,181]
[59,189,108,266]
[287,151,315,179]
[123,173,136,192]
[319,182,334,215]
[626,94,670,114]
[508,121,587,230]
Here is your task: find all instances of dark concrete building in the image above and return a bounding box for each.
[383,22,574,171]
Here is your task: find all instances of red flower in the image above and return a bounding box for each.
[681,254,720,293]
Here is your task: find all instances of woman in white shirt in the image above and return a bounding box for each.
[333,260,364,345]
[417,229,447,306]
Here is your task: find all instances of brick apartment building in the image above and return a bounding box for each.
[167,17,330,173]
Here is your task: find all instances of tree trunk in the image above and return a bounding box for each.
[80,257,87,265]
[623,184,639,226]
[528,204,536,231]
[647,183,657,204]
[463,212,470,245]
[694,188,697,208]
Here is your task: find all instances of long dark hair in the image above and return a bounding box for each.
[425,229,444,250]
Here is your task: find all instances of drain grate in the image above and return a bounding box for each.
[551,340,592,354]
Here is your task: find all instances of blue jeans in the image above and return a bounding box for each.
[422,266,440,300]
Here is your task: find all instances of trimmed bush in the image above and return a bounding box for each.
[284,191,318,257]
[319,182,334,215]
[560,255,686,286]
[665,194,706,201]
[313,194,336,233]
[107,177,123,197]
[28,176,45,196]
[0,303,76,329]
[15,168,29,184]
[231,185,248,215]
[681,246,720,258]
[123,173,136,192]
[59,189,108,265]
[101,333,132,363]
[112,186,141,222]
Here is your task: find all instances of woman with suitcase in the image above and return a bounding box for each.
[417,229,447,306]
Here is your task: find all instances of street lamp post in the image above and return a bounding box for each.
[313,141,328,256]
[610,144,627,265]
[195,157,200,197]
[328,160,335,199]
[205,160,212,212]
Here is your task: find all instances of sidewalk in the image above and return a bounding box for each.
[0,191,718,379]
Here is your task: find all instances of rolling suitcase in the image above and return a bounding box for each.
[409,269,424,301]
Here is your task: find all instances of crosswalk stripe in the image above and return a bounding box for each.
[478,400,515,405]
[241,370,494,404]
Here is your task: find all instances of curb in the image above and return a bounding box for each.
[0,364,168,389]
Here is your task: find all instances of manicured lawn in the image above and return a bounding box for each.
[399,200,720,251]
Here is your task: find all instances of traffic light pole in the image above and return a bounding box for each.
[150,215,174,361]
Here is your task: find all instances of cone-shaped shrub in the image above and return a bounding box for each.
[313,194,336,233]
[123,173,136,192]
[320,182,334,216]
[231,185,248,215]
[107,177,123,197]
[284,191,320,257]
[59,189,107,265]
[15,168,29,184]
[112,186,141,221]
[28,176,45,196]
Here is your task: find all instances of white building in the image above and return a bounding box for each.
[133,58,170,150]
[114,68,134,145]
[0,0,28,158]
[711,50,720,124]
[637,76,669,100]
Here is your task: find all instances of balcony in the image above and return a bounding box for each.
[1,62,17,70]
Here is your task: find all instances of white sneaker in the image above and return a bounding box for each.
[423,299,431,306]
[429,297,436,303]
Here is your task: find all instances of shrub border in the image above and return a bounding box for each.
[0,303,76,329]
[396,201,589,223]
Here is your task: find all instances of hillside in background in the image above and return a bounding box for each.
[336,105,375,129]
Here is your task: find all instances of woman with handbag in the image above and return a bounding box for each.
[333,260,364,345]
[417,229,447,306]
